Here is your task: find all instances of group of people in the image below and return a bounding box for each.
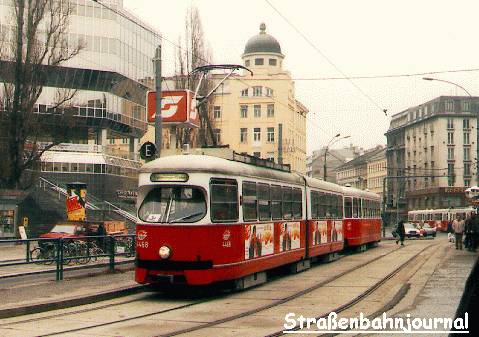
[450,212,479,252]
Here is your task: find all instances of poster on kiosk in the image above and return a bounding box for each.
[147,90,199,128]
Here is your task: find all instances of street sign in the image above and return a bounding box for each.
[140,141,156,160]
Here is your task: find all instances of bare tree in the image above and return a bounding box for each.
[174,6,216,148]
[0,0,82,189]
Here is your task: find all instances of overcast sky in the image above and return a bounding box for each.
[124,0,479,154]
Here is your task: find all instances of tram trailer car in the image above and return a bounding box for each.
[135,155,381,288]
[408,208,475,232]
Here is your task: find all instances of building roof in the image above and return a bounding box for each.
[335,147,385,171]
[243,23,282,55]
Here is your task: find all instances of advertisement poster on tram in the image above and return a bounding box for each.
[320,221,328,244]
[280,222,300,252]
[244,223,274,259]
[313,221,328,245]
[333,220,343,241]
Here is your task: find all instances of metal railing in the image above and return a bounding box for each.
[0,234,135,281]
[38,177,138,222]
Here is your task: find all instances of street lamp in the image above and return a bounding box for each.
[323,134,350,181]
[422,77,472,97]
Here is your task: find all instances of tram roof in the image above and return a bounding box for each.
[141,155,304,185]
[341,185,381,200]
[303,176,343,194]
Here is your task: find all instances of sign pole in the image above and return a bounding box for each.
[154,45,162,158]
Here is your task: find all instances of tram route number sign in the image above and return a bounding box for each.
[140,142,156,161]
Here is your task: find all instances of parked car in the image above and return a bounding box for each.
[404,222,421,238]
[417,223,437,237]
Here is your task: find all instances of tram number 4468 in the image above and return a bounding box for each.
[137,241,149,248]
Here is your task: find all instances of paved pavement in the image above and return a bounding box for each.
[389,238,478,336]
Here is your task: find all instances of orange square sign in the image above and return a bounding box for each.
[147,90,199,128]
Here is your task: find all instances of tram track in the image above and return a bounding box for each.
[265,242,441,337]
[14,243,403,337]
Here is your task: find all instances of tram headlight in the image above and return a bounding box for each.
[159,246,171,259]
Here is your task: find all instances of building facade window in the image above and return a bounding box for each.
[267,104,274,117]
[266,88,274,97]
[462,101,470,112]
[254,104,261,117]
[122,138,128,144]
[268,58,277,66]
[213,106,221,119]
[464,163,471,176]
[213,129,221,144]
[109,138,115,144]
[240,128,248,143]
[447,132,454,145]
[255,58,264,65]
[448,163,455,186]
[447,118,454,129]
[253,128,261,142]
[464,147,470,161]
[465,179,471,187]
[253,86,262,97]
[241,88,249,97]
[445,100,454,112]
[245,60,250,67]
[267,127,275,142]
[463,132,470,145]
[448,147,454,160]
[463,119,470,129]
[240,105,248,118]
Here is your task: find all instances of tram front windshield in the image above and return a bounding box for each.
[138,186,206,223]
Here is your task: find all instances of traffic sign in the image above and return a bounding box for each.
[140,141,156,160]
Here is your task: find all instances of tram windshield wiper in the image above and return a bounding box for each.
[169,212,204,223]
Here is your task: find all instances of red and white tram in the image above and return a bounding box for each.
[408,208,475,231]
[135,154,381,287]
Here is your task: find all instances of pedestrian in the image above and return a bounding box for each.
[465,213,473,251]
[396,220,406,246]
[452,215,465,250]
[472,212,479,252]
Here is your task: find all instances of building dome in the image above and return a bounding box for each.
[243,23,282,55]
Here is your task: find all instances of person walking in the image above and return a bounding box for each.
[465,213,474,251]
[452,215,465,250]
[472,213,479,252]
[396,220,406,246]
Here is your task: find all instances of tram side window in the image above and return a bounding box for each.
[258,183,271,221]
[329,194,337,218]
[353,198,360,218]
[282,187,293,220]
[310,191,319,219]
[210,179,239,222]
[292,188,303,219]
[338,195,344,218]
[243,181,258,221]
[271,185,283,220]
[344,198,352,218]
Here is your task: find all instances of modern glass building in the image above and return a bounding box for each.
[0,0,161,234]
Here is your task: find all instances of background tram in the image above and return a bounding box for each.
[408,208,475,231]
[135,154,381,288]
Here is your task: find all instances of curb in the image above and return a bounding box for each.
[0,284,145,319]
[0,259,134,280]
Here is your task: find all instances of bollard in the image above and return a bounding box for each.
[109,236,115,272]
[26,240,30,263]
[55,239,61,281]
[59,238,64,280]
